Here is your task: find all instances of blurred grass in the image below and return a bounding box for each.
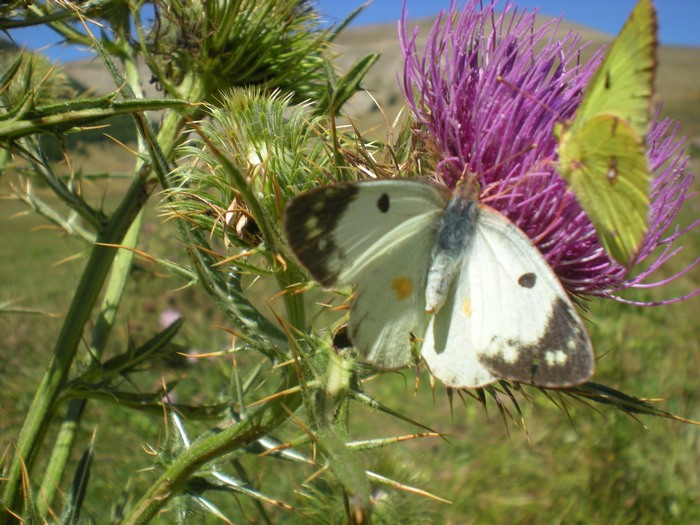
[1,17,700,525]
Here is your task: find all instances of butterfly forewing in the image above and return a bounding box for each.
[285,180,449,288]
[285,180,450,368]
[422,205,594,388]
[572,0,657,138]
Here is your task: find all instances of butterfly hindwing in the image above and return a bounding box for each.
[559,115,649,263]
[420,271,499,388]
[422,205,593,388]
[349,224,434,368]
[285,180,450,368]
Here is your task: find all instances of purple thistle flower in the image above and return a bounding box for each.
[399,0,699,304]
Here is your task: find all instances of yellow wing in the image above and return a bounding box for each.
[558,115,649,264]
[573,0,657,138]
[557,0,657,265]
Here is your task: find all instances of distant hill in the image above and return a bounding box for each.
[58,12,615,107]
[332,14,612,123]
[332,14,700,142]
[57,11,700,168]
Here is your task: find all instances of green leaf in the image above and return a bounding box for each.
[59,431,95,525]
[314,53,380,116]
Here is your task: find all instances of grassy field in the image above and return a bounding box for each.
[2,14,700,525]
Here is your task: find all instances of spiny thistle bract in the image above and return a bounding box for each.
[146,0,332,104]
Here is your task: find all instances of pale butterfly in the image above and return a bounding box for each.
[284,179,594,388]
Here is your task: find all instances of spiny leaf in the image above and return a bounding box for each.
[349,389,446,439]
[314,53,380,117]
[74,317,185,383]
[59,430,96,525]
[558,381,700,424]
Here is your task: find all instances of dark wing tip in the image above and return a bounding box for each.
[284,184,360,287]
[479,298,594,388]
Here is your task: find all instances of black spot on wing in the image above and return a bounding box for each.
[284,184,359,287]
[605,70,611,90]
[518,272,536,288]
[478,298,593,387]
[377,193,390,212]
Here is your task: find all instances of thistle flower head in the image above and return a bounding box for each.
[400,0,698,303]
[148,0,328,103]
[0,50,74,108]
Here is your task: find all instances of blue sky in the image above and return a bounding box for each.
[6,0,699,63]
[322,1,699,46]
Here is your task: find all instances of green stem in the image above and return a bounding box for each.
[122,372,302,525]
[277,270,306,338]
[0,171,153,523]
[36,209,145,516]
[34,16,154,514]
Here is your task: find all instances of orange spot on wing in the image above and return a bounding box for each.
[462,298,471,318]
[392,277,413,300]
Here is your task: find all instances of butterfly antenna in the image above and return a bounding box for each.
[476,144,544,205]
[478,143,540,185]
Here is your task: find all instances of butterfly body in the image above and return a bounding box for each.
[426,187,479,313]
[285,179,594,388]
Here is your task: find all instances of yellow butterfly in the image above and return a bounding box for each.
[555,0,657,265]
